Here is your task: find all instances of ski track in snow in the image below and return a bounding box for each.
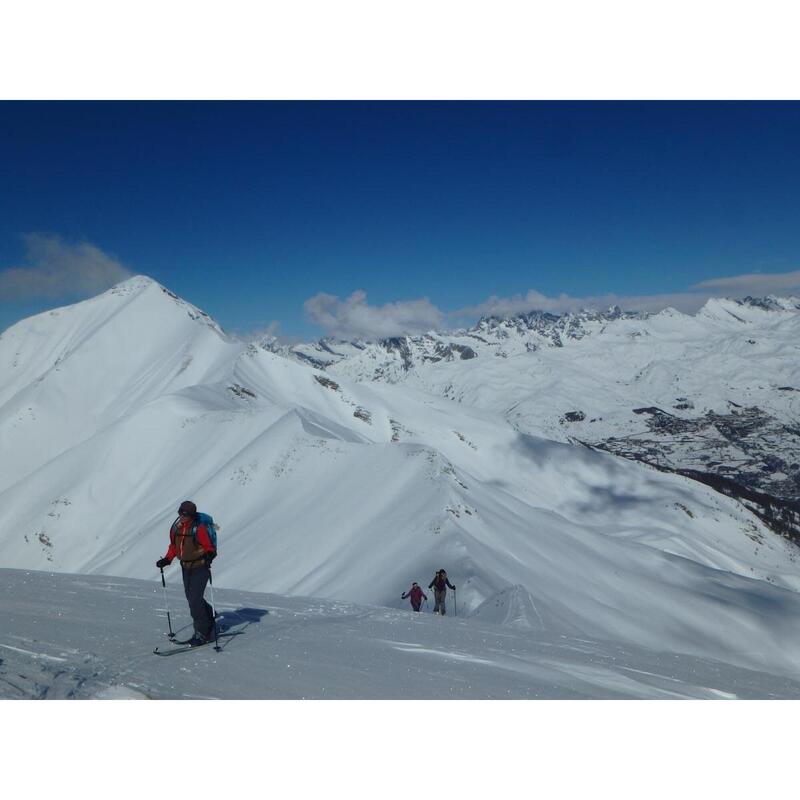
[0,643,70,662]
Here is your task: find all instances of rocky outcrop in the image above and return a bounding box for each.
[586,404,800,541]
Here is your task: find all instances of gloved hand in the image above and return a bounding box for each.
[156,557,171,569]
[204,552,216,567]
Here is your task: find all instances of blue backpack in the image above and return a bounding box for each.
[194,512,219,550]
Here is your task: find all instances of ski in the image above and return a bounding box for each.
[165,620,223,642]
[154,640,214,656]
[153,630,240,656]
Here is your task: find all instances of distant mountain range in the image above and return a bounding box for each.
[260,294,800,542]
[259,304,646,372]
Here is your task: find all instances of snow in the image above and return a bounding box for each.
[3,568,800,700]
[2,276,800,709]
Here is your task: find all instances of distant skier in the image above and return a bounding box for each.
[401,581,428,612]
[156,500,217,647]
[428,569,456,615]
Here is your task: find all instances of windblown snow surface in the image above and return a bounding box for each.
[2,276,800,700]
[5,568,800,700]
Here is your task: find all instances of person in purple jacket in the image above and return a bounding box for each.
[428,569,456,615]
[401,581,428,612]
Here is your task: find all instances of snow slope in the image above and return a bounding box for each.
[3,568,800,699]
[3,276,800,692]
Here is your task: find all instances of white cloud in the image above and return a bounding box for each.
[0,233,134,302]
[691,270,800,295]
[304,290,444,340]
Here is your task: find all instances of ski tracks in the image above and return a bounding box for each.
[0,636,113,699]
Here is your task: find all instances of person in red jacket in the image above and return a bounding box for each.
[156,500,217,646]
[401,581,428,612]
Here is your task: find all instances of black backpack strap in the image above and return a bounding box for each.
[169,516,180,544]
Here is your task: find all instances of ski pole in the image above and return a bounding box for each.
[160,567,175,639]
[207,568,221,652]
[454,588,457,617]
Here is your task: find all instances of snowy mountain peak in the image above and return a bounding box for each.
[105,273,160,293]
[698,295,800,324]
[107,274,230,339]
[478,304,640,330]
[740,294,800,312]
[0,275,244,490]
[2,274,230,343]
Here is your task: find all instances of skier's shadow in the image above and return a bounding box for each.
[219,607,270,629]
[211,607,270,651]
[171,607,270,642]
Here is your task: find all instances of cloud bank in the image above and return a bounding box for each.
[692,270,800,294]
[305,269,800,340]
[455,289,706,320]
[304,290,445,340]
[0,233,134,302]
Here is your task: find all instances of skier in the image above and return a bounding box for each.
[428,569,456,615]
[156,500,217,646]
[401,581,428,612]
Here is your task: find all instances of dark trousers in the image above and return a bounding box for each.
[181,564,214,639]
[433,589,447,615]
[411,602,421,612]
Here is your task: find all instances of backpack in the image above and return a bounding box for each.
[195,512,219,550]
[172,512,219,550]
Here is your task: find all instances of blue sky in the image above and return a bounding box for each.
[1,101,800,340]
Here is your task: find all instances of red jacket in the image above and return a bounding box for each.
[165,516,215,564]
[402,585,427,605]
